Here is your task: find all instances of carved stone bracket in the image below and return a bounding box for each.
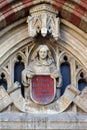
[27,4,60,40]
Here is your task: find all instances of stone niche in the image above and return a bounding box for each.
[0,3,87,130]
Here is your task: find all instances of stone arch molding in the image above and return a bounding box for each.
[0,0,87,32]
[0,2,87,114]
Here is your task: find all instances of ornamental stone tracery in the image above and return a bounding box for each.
[0,41,87,114]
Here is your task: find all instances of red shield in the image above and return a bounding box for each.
[30,75,56,105]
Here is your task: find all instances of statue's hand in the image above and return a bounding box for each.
[51,70,59,79]
[27,73,34,79]
[56,77,62,88]
[50,70,62,88]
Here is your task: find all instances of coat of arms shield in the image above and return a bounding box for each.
[30,75,56,105]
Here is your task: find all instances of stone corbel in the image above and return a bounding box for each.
[27,4,60,40]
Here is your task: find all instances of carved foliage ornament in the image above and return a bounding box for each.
[27,4,60,40]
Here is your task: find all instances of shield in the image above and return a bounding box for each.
[30,75,56,105]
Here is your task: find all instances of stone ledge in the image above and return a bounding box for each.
[0,112,87,129]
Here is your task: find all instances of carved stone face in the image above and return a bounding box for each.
[39,47,48,60]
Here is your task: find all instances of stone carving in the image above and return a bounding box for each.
[1,82,87,114]
[9,82,26,112]
[22,45,62,103]
[30,75,56,105]
[0,43,87,114]
[27,4,60,40]
[6,83,87,114]
[0,85,12,111]
[73,86,87,112]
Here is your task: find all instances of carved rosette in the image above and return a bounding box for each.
[27,4,60,40]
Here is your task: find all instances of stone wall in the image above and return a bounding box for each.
[0,2,87,130]
[0,112,87,130]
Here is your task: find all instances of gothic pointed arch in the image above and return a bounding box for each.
[0,1,87,129]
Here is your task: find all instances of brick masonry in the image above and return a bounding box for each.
[0,0,87,32]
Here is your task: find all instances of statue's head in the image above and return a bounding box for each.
[31,45,54,62]
[36,45,53,61]
[38,45,49,60]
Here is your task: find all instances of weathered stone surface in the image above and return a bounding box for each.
[0,2,87,130]
[0,112,87,129]
[27,4,60,40]
[0,86,12,111]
